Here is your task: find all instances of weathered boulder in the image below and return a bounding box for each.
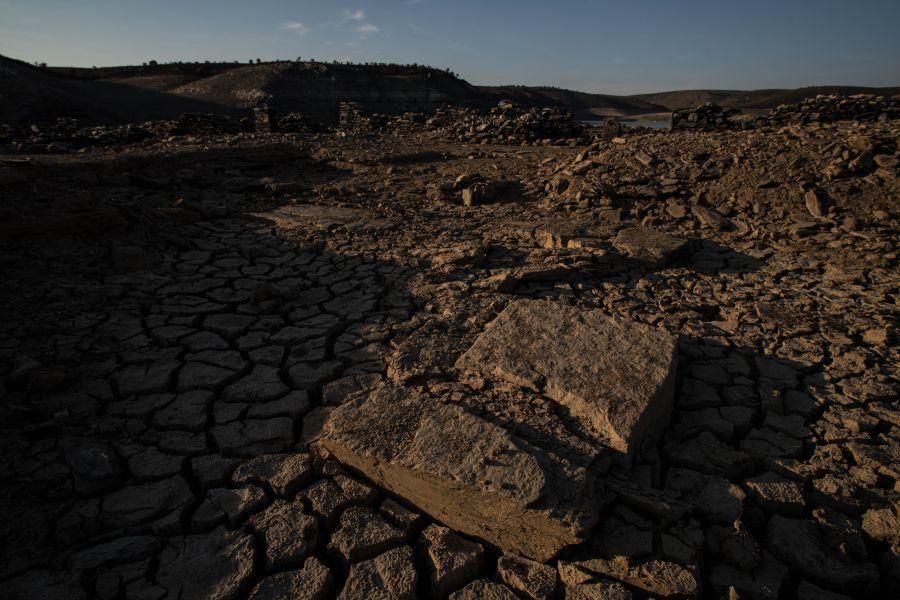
[321,383,599,561]
[455,299,678,456]
[612,227,688,266]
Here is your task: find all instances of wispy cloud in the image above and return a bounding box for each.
[340,9,365,22]
[279,10,377,40]
[356,23,379,35]
[282,21,311,35]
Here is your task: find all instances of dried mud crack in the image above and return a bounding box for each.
[0,104,898,600]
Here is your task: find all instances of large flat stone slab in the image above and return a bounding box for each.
[456,299,677,457]
[320,383,599,562]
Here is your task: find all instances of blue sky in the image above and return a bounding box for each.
[2,0,899,94]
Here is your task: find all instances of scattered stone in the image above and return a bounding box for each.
[334,473,379,505]
[193,485,267,530]
[744,471,805,515]
[569,556,698,599]
[338,546,417,600]
[379,498,424,538]
[299,479,351,524]
[419,524,487,597]
[250,500,319,571]
[231,453,313,497]
[497,554,557,600]
[861,505,900,545]
[612,227,688,267]
[328,506,406,568]
[671,103,745,131]
[691,205,730,230]
[449,580,519,599]
[558,562,633,600]
[249,557,332,600]
[805,189,827,218]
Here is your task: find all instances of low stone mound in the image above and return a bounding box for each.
[427,101,587,146]
[167,112,247,135]
[765,93,900,125]
[671,103,747,131]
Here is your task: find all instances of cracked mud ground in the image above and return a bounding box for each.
[0,119,898,600]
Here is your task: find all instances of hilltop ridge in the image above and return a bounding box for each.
[2,54,898,125]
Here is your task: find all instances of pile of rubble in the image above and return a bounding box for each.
[165,112,249,136]
[541,114,898,222]
[425,173,522,209]
[275,112,315,133]
[428,100,588,146]
[0,113,259,154]
[672,95,900,133]
[0,118,155,153]
[764,93,900,125]
[382,112,429,136]
[337,104,432,137]
[671,103,748,131]
[245,107,321,134]
[338,102,388,135]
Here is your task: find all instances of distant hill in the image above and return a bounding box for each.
[632,86,900,111]
[2,54,898,125]
[0,55,230,124]
[43,60,481,125]
[476,85,667,118]
[169,61,480,123]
